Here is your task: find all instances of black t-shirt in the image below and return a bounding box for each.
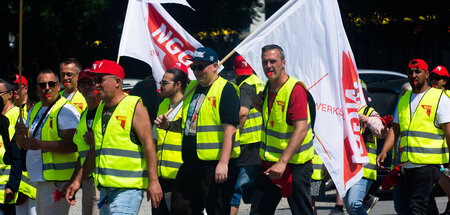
[182,82,240,171]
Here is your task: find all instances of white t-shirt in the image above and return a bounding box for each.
[26,103,80,182]
[393,91,450,168]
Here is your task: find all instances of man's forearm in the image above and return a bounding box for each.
[219,124,236,165]
[38,139,77,153]
[81,147,96,179]
[380,123,400,154]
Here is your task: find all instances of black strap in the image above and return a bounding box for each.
[31,97,60,138]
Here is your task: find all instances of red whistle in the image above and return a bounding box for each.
[64,83,69,86]
[413,81,417,86]
[45,94,50,98]
[432,84,436,87]
[268,72,273,76]
[94,90,99,94]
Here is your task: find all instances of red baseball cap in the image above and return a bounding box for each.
[233,55,253,76]
[78,68,95,81]
[14,74,27,87]
[431,65,449,78]
[91,60,125,80]
[170,62,189,75]
[408,59,428,72]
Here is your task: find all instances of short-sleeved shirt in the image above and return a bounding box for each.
[26,103,80,182]
[267,83,308,125]
[182,82,240,171]
[393,91,450,168]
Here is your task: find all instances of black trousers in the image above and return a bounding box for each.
[250,162,313,215]
[151,178,174,215]
[170,162,238,215]
[398,165,441,215]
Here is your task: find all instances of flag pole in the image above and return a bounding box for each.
[116,56,121,64]
[18,0,24,122]
[163,49,236,116]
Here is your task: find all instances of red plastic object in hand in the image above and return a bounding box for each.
[381,115,394,128]
[381,164,401,190]
[53,189,64,202]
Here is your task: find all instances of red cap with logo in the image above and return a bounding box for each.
[91,60,125,80]
[431,65,449,78]
[233,55,253,76]
[78,68,96,81]
[408,59,428,72]
[170,62,189,75]
[14,74,27,87]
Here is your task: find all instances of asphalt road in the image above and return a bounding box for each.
[68,189,448,214]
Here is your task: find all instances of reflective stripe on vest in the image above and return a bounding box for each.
[358,105,377,180]
[182,78,241,161]
[60,90,87,113]
[93,95,148,189]
[156,97,184,179]
[0,134,19,204]
[18,171,37,199]
[29,98,78,181]
[398,88,448,164]
[261,76,314,164]
[239,74,265,145]
[311,151,324,180]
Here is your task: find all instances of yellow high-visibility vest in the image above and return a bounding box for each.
[398,88,449,164]
[181,77,241,161]
[60,90,87,113]
[28,98,78,181]
[0,134,19,204]
[93,95,148,189]
[311,151,324,180]
[261,76,314,164]
[239,74,265,145]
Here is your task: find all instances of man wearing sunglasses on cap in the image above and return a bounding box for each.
[15,69,80,215]
[59,58,87,113]
[155,47,240,215]
[64,68,100,215]
[71,59,162,214]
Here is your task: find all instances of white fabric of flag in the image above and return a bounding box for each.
[235,0,368,196]
[118,0,202,82]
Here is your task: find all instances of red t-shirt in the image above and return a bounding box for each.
[268,83,308,125]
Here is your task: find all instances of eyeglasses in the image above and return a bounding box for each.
[0,90,11,95]
[159,80,175,87]
[190,62,213,71]
[429,73,444,81]
[94,76,116,84]
[61,72,77,78]
[38,81,59,89]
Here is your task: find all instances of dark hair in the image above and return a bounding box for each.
[36,69,59,83]
[166,68,189,91]
[0,79,14,92]
[262,44,285,60]
[60,57,82,73]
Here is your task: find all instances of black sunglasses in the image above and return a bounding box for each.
[190,62,214,71]
[159,80,175,87]
[94,76,116,84]
[38,81,59,89]
[78,79,95,87]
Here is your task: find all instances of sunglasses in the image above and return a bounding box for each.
[94,76,116,84]
[159,80,175,87]
[190,62,214,71]
[429,73,444,81]
[78,79,95,87]
[0,90,11,95]
[38,81,59,89]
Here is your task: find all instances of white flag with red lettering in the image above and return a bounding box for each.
[118,0,202,82]
[235,0,368,196]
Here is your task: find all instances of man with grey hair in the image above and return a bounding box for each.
[59,57,87,113]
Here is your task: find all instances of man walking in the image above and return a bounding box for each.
[250,44,314,215]
[155,47,240,215]
[230,55,264,215]
[377,59,450,215]
[16,69,80,215]
[59,58,87,113]
[66,60,162,214]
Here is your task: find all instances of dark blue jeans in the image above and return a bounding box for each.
[250,162,313,215]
